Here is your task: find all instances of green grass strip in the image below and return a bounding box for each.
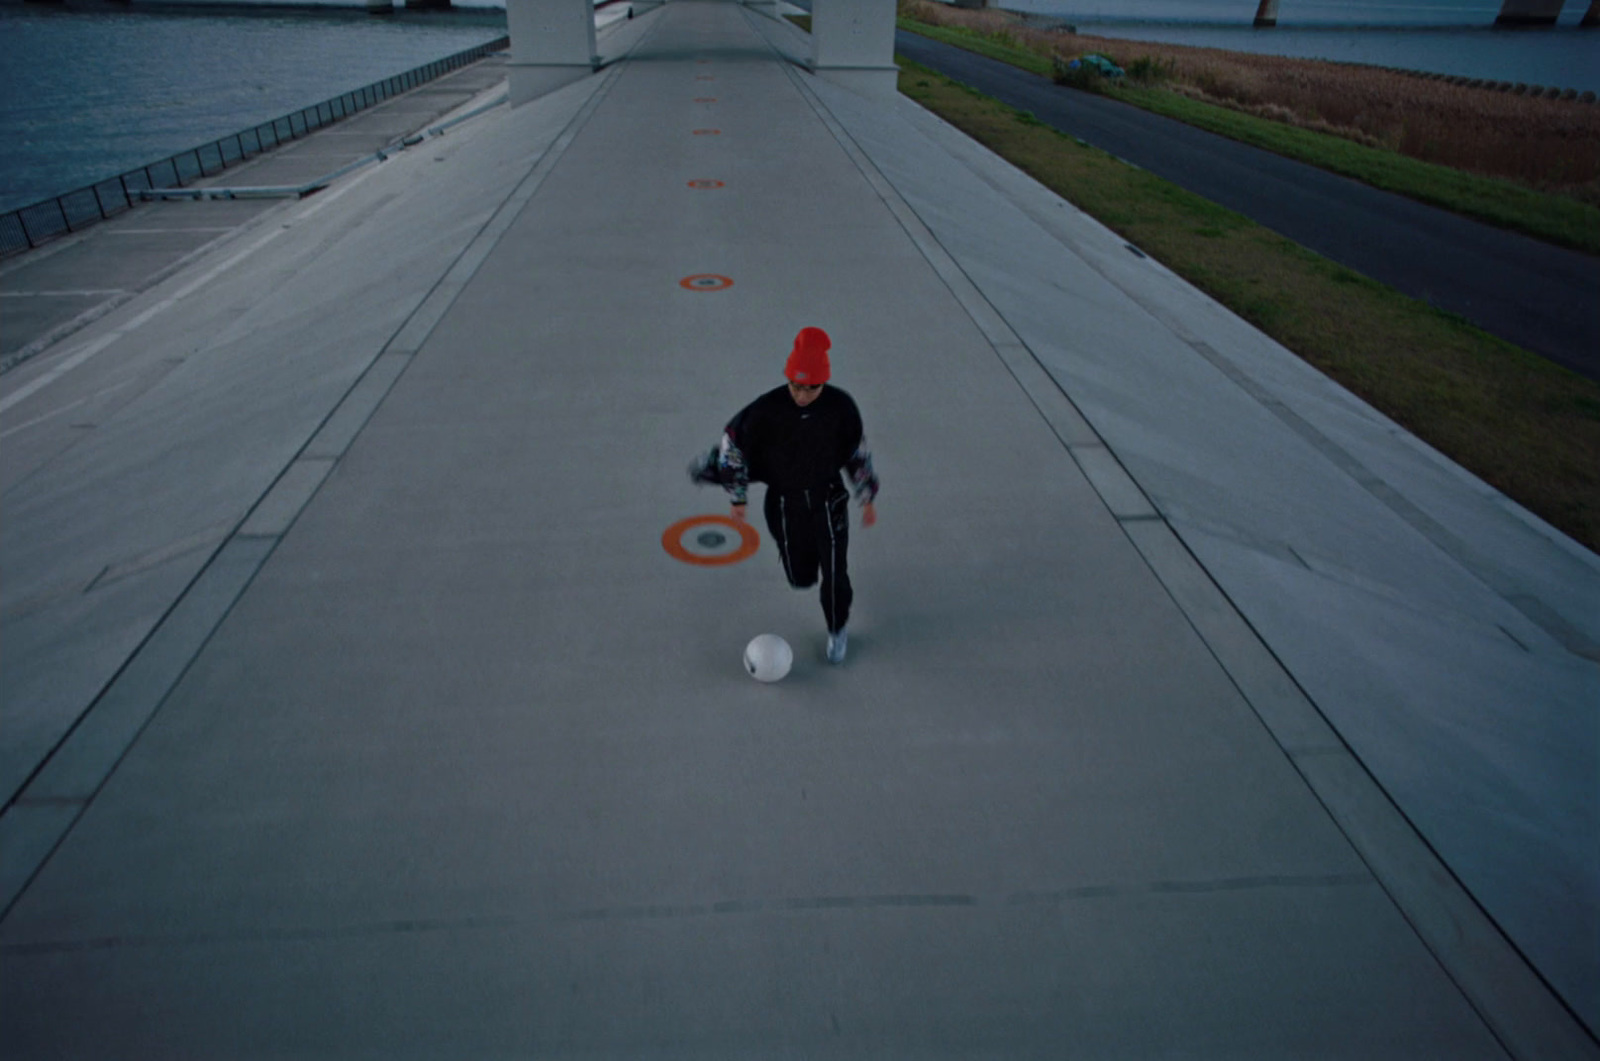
[897,18,1600,254]
[897,58,1600,552]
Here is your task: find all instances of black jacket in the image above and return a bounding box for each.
[714,385,878,505]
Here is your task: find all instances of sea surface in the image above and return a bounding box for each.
[0,4,507,214]
[1010,0,1599,91]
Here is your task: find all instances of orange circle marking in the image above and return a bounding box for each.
[692,129,721,135]
[663,515,760,566]
[679,274,733,291]
[687,179,725,189]
[694,97,717,103]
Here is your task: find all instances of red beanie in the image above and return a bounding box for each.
[785,326,831,384]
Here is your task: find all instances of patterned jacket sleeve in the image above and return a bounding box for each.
[844,437,879,503]
[717,427,750,505]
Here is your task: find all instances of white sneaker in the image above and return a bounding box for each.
[826,627,848,665]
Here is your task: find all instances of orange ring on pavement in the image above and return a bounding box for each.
[679,274,733,291]
[663,514,760,566]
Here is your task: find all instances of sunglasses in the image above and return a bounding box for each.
[788,380,823,392]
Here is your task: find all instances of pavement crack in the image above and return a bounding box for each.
[2,882,1380,957]
[1,914,518,956]
[1007,872,1372,906]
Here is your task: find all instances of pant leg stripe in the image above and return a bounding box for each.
[825,493,838,633]
[779,495,795,585]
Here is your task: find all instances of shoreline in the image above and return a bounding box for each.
[909,3,1600,205]
[0,0,507,16]
[1005,6,1600,96]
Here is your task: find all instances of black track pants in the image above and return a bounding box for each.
[764,483,852,634]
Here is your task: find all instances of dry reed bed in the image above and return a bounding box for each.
[903,0,1600,200]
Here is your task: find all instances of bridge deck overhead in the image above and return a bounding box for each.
[1,1,1596,1055]
[507,0,898,102]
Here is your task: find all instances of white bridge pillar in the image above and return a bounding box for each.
[810,0,899,98]
[1495,0,1566,23]
[506,0,600,106]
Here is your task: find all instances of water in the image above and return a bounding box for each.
[0,4,507,214]
[1030,0,1590,23]
[1009,0,1600,92]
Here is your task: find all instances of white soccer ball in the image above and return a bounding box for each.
[744,634,793,683]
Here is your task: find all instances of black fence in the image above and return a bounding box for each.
[0,35,509,259]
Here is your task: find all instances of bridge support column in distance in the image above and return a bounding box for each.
[507,0,600,106]
[1495,0,1566,24]
[810,0,899,98]
[1253,0,1279,27]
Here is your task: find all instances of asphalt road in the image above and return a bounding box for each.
[893,30,1600,383]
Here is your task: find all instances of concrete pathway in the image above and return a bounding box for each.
[1,2,1595,1055]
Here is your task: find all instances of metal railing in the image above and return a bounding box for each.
[0,35,509,259]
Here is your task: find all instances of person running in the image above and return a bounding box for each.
[690,326,879,664]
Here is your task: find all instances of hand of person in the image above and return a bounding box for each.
[861,500,877,528]
[731,503,747,524]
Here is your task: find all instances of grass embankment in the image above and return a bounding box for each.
[897,59,1600,552]
[897,5,1600,254]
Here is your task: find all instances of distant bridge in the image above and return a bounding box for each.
[1252,0,1599,26]
[485,0,1599,104]
[325,0,1600,26]
[218,0,1597,27]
